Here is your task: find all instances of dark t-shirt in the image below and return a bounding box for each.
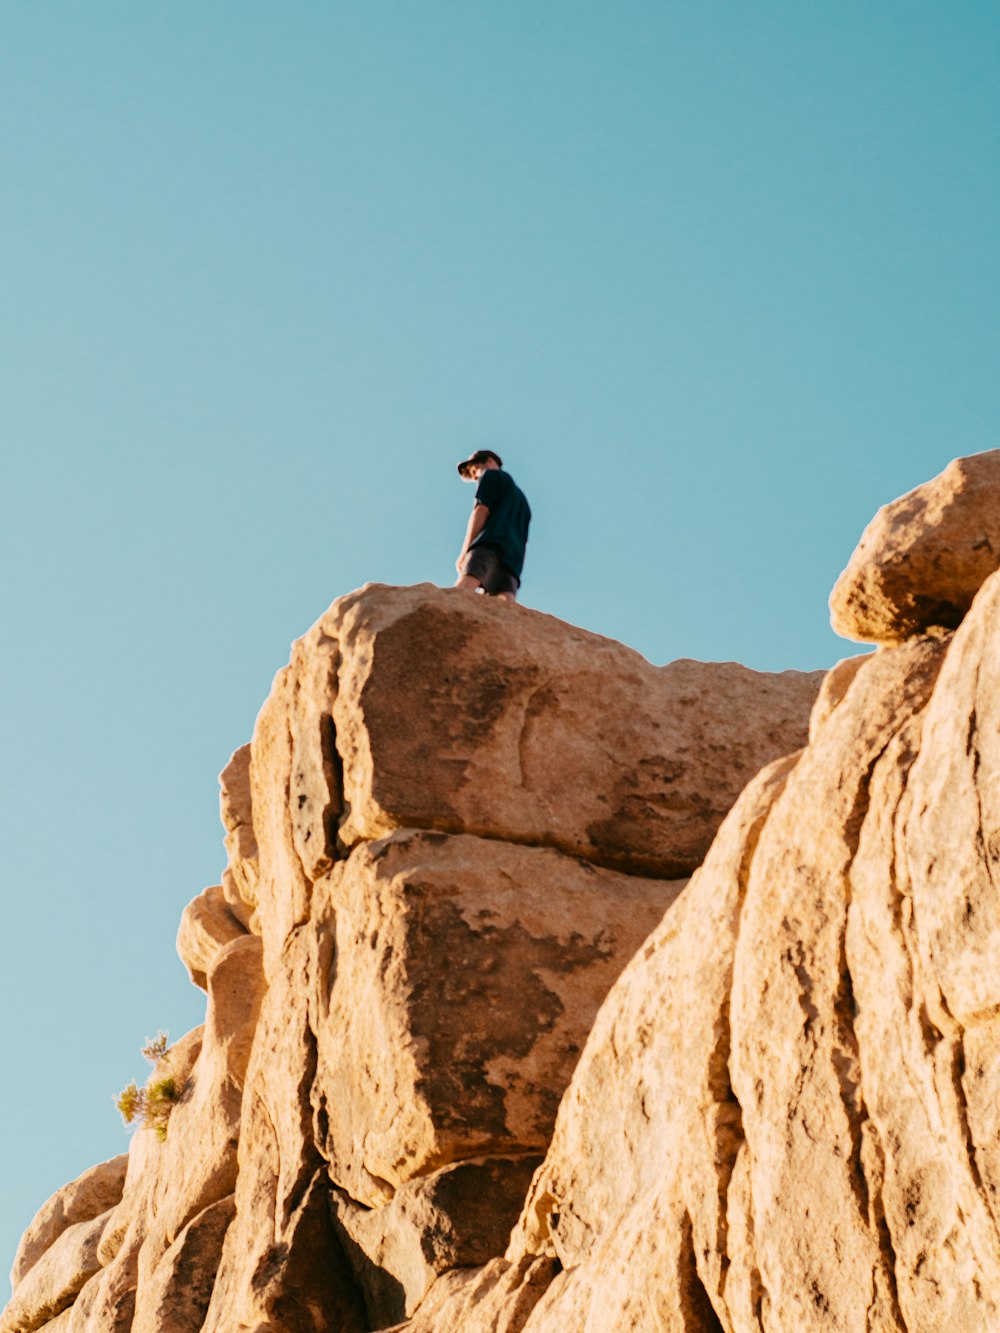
[471,469,531,578]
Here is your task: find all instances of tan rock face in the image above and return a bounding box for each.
[175,883,247,990]
[325,584,822,880]
[0,1209,113,1333]
[34,1313,72,1332]
[17,936,266,1333]
[201,924,370,1333]
[401,569,1000,1332]
[4,583,825,1331]
[508,748,806,1333]
[130,1196,235,1333]
[312,830,686,1205]
[242,583,819,981]
[219,743,259,922]
[331,1156,542,1327]
[9,1157,127,1295]
[830,449,1000,643]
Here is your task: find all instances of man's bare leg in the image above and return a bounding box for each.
[454,574,483,593]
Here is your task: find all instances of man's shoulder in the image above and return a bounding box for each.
[476,468,508,501]
[505,472,528,506]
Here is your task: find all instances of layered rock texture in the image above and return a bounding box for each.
[11,453,1000,1333]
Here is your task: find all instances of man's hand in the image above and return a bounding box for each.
[456,551,468,574]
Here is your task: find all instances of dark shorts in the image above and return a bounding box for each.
[463,544,520,596]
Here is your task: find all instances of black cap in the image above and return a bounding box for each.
[457,449,503,478]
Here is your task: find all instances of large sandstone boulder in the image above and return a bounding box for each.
[312,830,686,1204]
[0,1209,113,1333]
[204,828,686,1328]
[9,1157,127,1294]
[830,449,1000,643]
[326,584,822,880]
[248,583,821,975]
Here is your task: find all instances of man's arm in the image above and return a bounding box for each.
[456,502,489,572]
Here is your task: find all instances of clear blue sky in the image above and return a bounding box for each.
[1,1,997,1271]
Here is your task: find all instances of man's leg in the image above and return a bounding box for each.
[454,574,484,593]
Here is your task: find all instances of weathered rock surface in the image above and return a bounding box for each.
[31,936,266,1333]
[130,1196,235,1333]
[331,1156,542,1327]
[200,924,370,1333]
[175,883,247,990]
[831,448,1000,643]
[324,584,823,881]
[4,582,825,1331]
[0,1209,113,1333]
[219,743,259,926]
[10,1157,127,1294]
[396,584,1000,1326]
[312,830,686,1203]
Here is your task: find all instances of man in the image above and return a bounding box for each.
[454,450,531,602]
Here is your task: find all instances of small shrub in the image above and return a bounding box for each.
[115,1033,180,1141]
[141,1031,171,1063]
[144,1078,178,1141]
[115,1081,144,1125]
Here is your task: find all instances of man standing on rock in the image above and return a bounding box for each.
[454,450,531,602]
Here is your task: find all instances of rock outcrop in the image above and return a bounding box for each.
[392,453,1000,1332]
[3,583,819,1331]
[830,448,1000,643]
[25,446,1000,1330]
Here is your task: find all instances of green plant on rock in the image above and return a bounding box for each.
[115,1032,179,1141]
[140,1030,170,1063]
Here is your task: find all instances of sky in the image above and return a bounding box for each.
[1,1,998,1275]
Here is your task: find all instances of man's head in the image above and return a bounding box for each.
[457,449,503,482]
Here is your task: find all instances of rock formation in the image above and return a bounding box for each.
[830,448,1000,643]
[11,448,1000,1332]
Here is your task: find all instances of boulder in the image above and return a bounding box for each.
[201,929,369,1333]
[312,829,686,1205]
[219,744,259,918]
[326,584,822,879]
[0,1208,113,1333]
[175,883,247,990]
[205,823,684,1327]
[248,584,821,975]
[130,1196,235,1333]
[830,449,1000,642]
[331,1156,542,1327]
[9,1157,127,1294]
